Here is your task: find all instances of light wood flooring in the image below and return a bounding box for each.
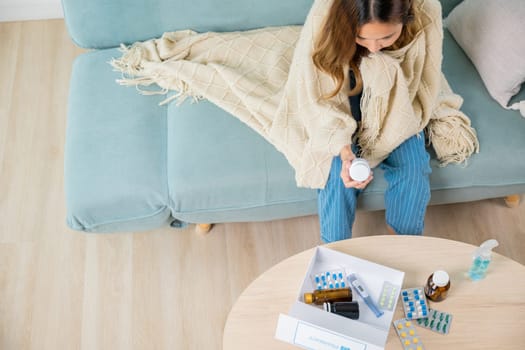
[1,19,524,350]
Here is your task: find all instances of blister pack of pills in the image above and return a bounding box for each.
[400,287,429,319]
[416,309,453,334]
[393,318,425,350]
[377,281,400,311]
[311,268,346,290]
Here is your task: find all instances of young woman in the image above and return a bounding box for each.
[313,0,433,242]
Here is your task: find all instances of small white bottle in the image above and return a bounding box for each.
[467,239,499,281]
[349,158,370,182]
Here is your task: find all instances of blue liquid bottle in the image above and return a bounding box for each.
[467,239,499,281]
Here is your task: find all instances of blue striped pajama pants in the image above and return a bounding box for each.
[318,132,432,243]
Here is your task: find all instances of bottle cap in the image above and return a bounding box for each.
[474,239,499,259]
[304,293,313,304]
[323,302,331,312]
[349,158,370,182]
[432,270,449,287]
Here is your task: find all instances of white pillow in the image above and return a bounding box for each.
[446,0,525,116]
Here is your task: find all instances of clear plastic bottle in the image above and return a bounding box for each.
[303,287,353,305]
[467,239,499,281]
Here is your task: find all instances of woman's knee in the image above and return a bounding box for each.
[385,133,431,175]
[394,152,432,179]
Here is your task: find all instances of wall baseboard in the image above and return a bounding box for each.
[0,2,64,22]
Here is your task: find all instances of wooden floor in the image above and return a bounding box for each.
[0,19,524,350]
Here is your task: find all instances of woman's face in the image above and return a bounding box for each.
[356,21,403,53]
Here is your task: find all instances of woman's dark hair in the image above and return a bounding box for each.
[312,0,415,98]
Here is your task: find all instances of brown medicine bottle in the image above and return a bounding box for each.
[303,287,353,305]
[424,270,450,302]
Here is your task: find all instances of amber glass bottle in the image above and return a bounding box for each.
[303,287,353,305]
[424,270,451,302]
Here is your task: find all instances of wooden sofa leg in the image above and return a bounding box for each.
[195,223,213,234]
[504,194,521,208]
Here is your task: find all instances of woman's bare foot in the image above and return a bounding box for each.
[386,225,396,235]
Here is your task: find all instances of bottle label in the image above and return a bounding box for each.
[468,257,490,280]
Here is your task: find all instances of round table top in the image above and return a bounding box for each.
[223,235,525,349]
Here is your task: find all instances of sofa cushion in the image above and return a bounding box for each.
[164,29,525,224]
[166,101,318,223]
[445,0,525,109]
[62,0,314,49]
[65,49,172,232]
[431,30,525,203]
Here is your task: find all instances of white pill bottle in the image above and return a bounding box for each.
[349,158,371,182]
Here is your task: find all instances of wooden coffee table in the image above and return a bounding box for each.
[223,236,525,349]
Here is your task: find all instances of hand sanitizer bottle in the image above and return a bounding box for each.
[467,239,499,281]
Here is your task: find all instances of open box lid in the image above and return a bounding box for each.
[275,246,405,350]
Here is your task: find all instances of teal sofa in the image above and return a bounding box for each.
[63,0,525,233]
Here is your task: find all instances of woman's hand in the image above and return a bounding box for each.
[339,145,373,189]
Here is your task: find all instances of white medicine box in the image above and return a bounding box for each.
[275,246,405,350]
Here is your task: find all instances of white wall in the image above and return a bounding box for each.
[0,0,64,22]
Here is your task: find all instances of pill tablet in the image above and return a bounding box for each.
[393,318,426,350]
[400,287,429,320]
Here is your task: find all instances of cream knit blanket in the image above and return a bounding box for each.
[111,0,479,189]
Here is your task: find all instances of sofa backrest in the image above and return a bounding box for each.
[440,0,463,17]
[62,0,314,49]
[62,0,463,50]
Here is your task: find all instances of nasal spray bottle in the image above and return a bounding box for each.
[467,239,499,281]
